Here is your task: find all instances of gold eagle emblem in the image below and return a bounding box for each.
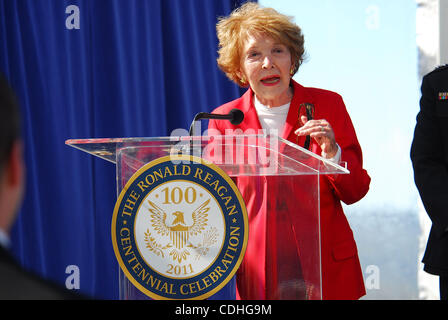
[146,199,210,262]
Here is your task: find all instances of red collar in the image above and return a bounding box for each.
[239,80,315,140]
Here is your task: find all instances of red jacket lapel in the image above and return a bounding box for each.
[231,80,316,145]
[238,88,263,133]
[282,81,315,144]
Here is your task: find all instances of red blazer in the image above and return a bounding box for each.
[208,80,371,300]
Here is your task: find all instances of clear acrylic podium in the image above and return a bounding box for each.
[66,134,349,300]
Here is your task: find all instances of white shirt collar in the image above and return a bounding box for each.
[254,95,291,113]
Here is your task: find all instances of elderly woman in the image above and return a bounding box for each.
[208,3,370,300]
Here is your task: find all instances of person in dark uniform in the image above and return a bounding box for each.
[0,74,85,299]
[411,65,448,300]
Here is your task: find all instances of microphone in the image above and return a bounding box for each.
[189,108,244,136]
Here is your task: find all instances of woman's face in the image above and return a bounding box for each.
[238,33,293,107]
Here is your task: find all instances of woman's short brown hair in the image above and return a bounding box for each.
[216,2,305,86]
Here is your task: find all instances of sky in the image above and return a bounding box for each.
[260,0,420,213]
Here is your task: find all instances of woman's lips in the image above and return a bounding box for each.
[260,75,280,86]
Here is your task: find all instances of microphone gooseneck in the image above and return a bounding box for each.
[188,109,244,136]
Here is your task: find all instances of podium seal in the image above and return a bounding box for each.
[112,155,248,299]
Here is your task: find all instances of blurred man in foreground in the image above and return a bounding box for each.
[0,74,84,299]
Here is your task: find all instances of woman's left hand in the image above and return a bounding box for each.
[295,116,338,158]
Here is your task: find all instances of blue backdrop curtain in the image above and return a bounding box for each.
[0,0,249,299]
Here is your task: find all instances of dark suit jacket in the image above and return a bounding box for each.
[411,65,448,276]
[0,245,85,299]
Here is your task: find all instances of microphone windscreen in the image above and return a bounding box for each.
[229,108,244,125]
